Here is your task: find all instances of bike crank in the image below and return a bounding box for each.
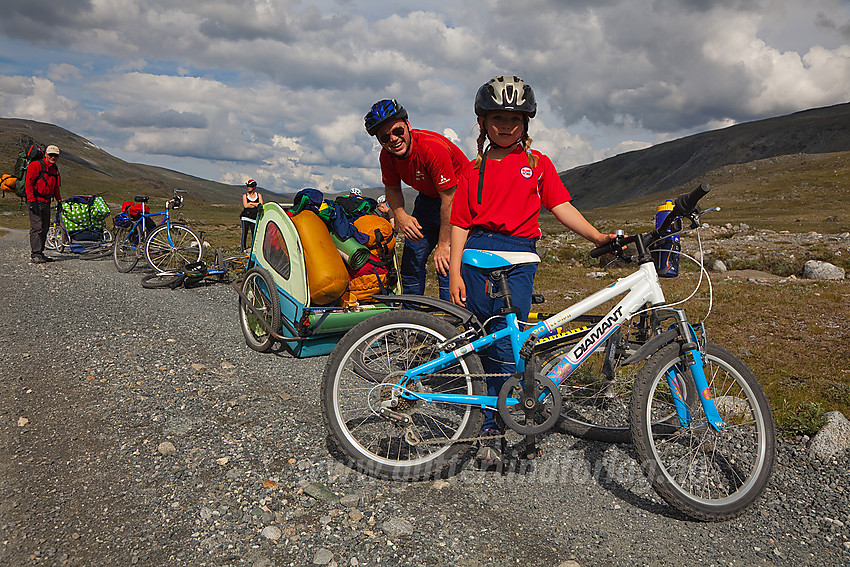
[497,373,562,436]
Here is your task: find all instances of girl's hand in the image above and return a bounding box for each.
[450,277,466,307]
[592,232,617,247]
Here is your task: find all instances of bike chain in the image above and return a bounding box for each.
[413,431,507,445]
[395,371,513,446]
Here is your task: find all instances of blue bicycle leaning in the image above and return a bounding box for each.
[113,190,203,273]
[321,184,776,521]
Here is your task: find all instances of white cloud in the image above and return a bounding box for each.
[47,63,82,82]
[0,75,82,125]
[0,0,848,191]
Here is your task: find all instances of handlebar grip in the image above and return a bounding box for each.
[590,243,617,258]
[675,182,711,215]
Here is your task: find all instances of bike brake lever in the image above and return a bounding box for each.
[689,205,721,228]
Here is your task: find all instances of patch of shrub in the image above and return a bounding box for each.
[775,400,828,437]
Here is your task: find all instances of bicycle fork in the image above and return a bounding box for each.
[662,309,724,431]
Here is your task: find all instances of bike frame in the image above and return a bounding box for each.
[123,209,167,250]
[398,258,724,431]
[121,191,188,250]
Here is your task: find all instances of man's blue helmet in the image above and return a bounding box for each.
[364,99,408,136]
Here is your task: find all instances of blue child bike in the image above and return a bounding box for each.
[320,184,776,521]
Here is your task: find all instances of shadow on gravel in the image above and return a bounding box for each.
[321,427,689,521]
[322,433,483,481]
[566,437,691,521]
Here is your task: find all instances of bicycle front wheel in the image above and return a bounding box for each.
[113,227,140,272]
[322,310,485,481]
[141,272,185,289]
[144,224,203,272]
[45,226,60,251]
[630,342,776,521]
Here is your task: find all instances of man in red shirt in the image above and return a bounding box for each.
[365,99,468,301]
[25,144,62,263]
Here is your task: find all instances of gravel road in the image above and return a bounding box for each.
[1,228,849,567]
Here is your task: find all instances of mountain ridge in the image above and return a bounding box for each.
[560,102,850,208]
[0,118,252,204]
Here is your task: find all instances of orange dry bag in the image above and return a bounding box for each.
[1,174,17,194]
[289,209,348,306]
[353,214,395,255]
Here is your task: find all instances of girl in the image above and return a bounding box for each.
[240,179,264,251]
[449,76,614,466]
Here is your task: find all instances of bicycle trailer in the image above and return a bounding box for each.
[236,200,399,358]
[59,195,111,252]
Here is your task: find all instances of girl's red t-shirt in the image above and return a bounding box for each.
[451,146,572,238]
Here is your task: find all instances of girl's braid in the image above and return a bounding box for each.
[521,131,539,168]
[473,126,488,169]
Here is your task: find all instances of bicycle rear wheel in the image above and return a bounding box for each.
[141,272,185,289]
[322,310,485,481]
[144,224,203,272]
[630,342,776,521]
[542,328,650,443]
[113,227,140,272]
[45,226,60,251]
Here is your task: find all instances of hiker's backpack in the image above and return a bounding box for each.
[14,143,46,199]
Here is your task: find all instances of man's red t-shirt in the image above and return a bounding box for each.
[451,146,572,239]
[380,129,469,199]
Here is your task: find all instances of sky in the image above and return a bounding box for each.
[1,0,849,196]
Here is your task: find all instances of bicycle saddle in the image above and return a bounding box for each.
[134,196,149,203]
[461,249,541,271]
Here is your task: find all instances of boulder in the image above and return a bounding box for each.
[802,260,845,280]
[808,411,850,460]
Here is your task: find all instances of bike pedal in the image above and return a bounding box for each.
[519,447,543,460]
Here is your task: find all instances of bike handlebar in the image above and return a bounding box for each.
[589,239,621,259]
[589,183,711,259]
[675,182,711,218]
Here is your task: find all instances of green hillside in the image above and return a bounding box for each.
[0,118,246,205]
[562,102,850,209]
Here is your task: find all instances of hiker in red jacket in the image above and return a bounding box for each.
[26,145,62,263]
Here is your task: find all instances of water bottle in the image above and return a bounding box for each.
[652,200,681,277]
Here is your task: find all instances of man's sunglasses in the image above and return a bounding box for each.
[378,126,406,144]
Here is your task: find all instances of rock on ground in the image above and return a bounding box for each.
[803,260,846,280]
[809,411,850,461]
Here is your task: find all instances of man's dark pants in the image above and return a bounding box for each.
[28,201,51,257]
[399,194,450,301]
